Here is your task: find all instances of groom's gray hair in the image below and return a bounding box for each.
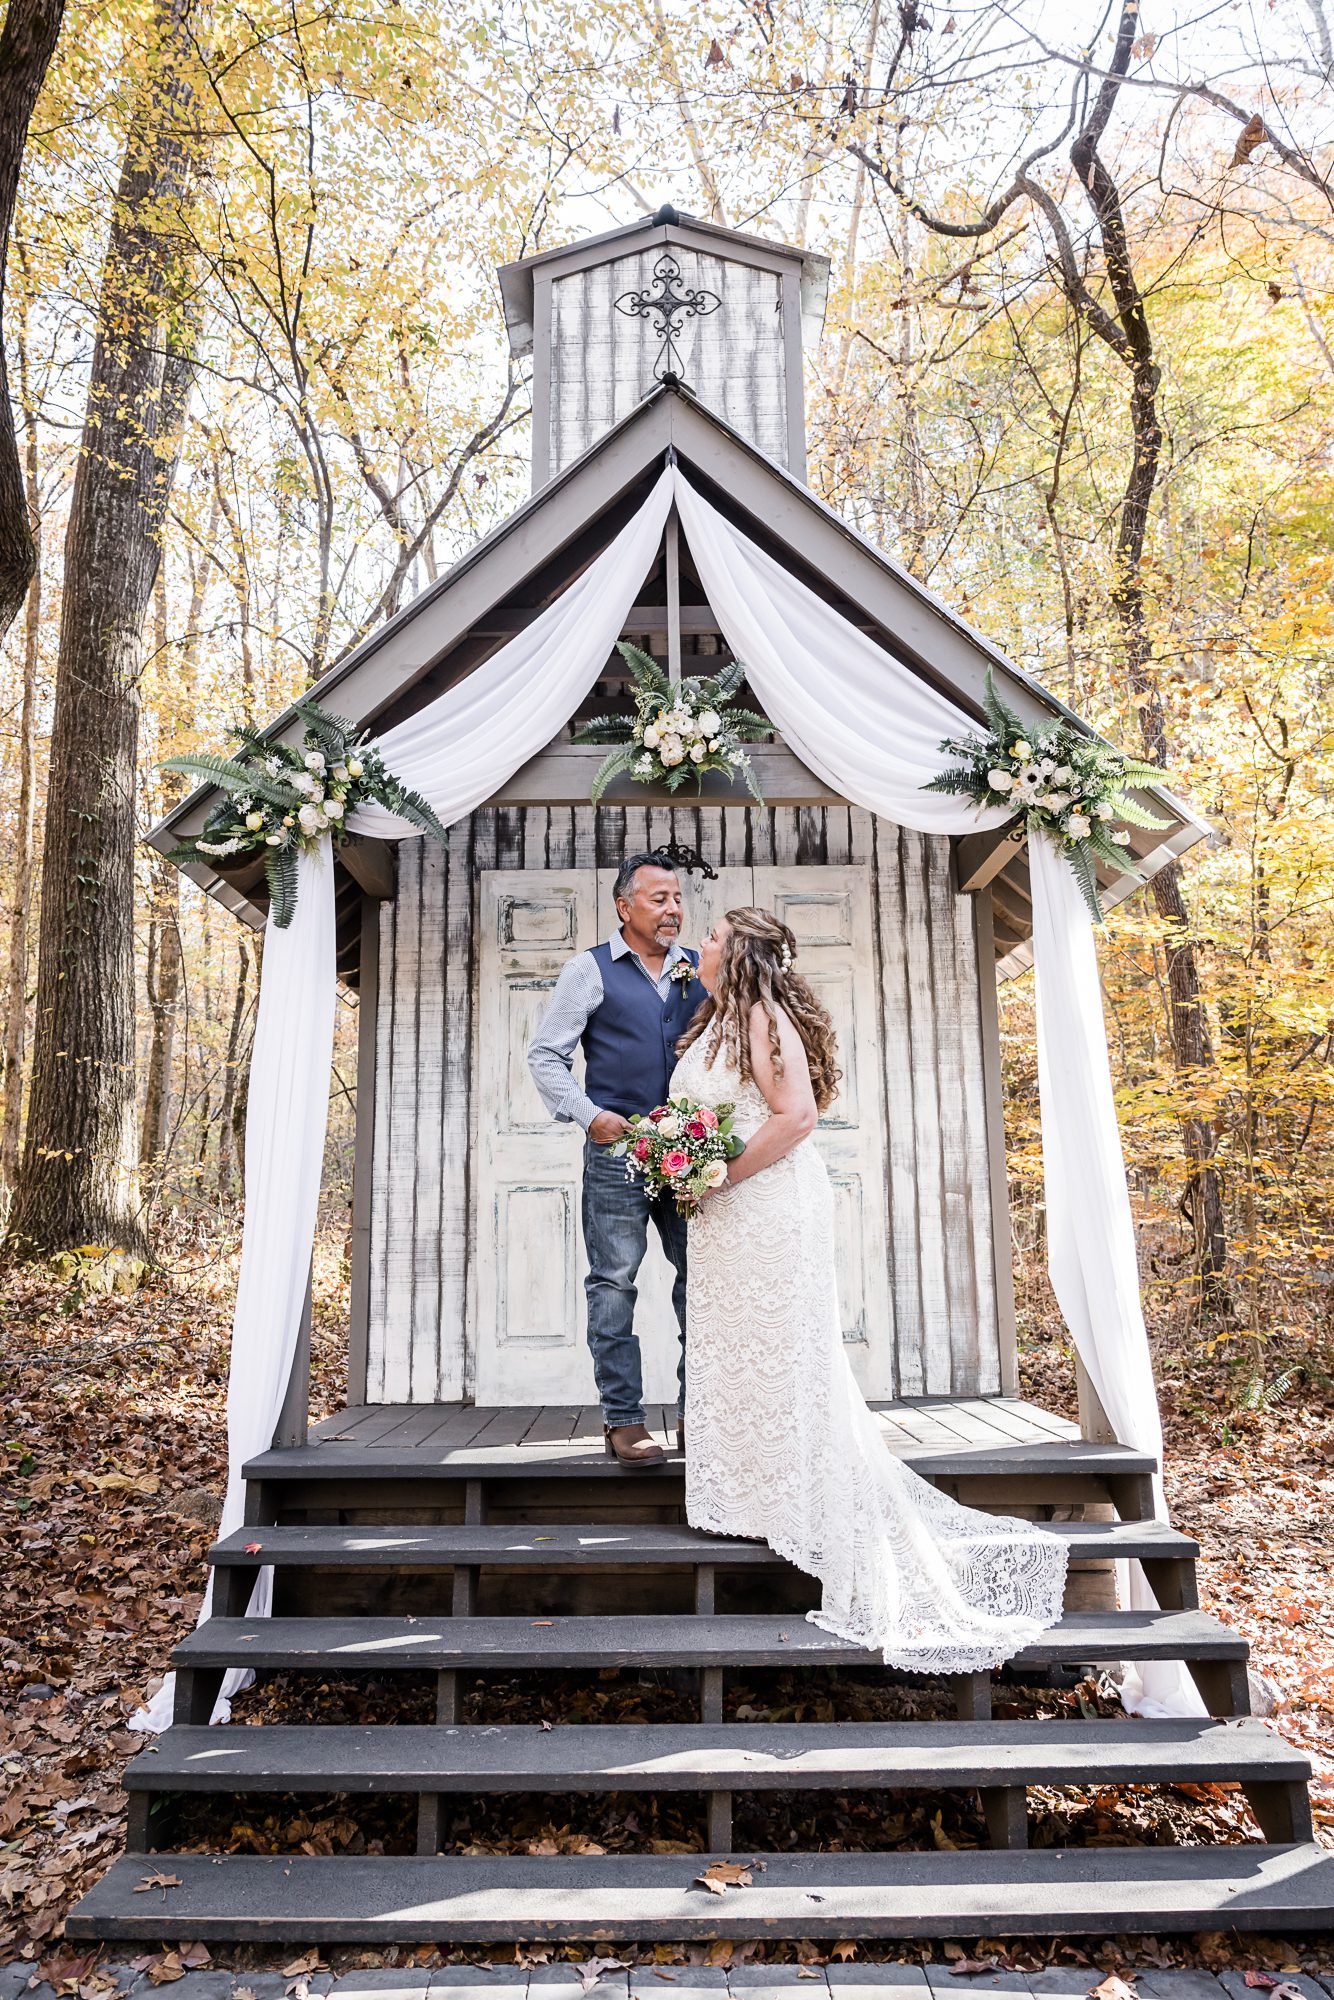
[613,850,679,904]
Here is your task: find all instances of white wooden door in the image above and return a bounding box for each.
[753,866,896,1399]
[472,872,598,1405]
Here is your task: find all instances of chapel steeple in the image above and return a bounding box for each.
[497,207,829,490]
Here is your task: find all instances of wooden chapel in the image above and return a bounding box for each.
[68,206,1332,1951]
[151,204,1207,1436]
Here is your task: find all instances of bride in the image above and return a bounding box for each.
[670,905,1069,1672]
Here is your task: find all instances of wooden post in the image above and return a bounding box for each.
[665,510,682,686]
[272,1272,312,1449]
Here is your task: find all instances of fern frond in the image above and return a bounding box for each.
[664,764,689,792]
[162,752,296,811]
[615,640,671,700]
[380,779,448,846]
[293,700,360,759]
[1108,792,1172,830]
[701,658,746,703]
[572,716,636,746]
[723,708,772,736]
[1066,841,1105,923]
[981,668,1028,746]
[921,767,984,796]
[264,842,300,929]
[1086,826,1140,876]
[589,745,639,807]
[227,723,285,762]
[739,756,766,806]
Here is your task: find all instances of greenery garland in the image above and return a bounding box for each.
[923,671,1171,922]
[572,642,771,805]
[162,702,447,928]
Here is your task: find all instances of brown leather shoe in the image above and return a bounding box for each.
[604,1422,667,1469]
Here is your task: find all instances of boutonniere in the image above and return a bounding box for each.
[669,958,697,988]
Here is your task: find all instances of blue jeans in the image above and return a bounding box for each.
[582,1138,688,1428]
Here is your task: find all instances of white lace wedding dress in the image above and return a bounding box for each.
[671,1031,1069,1672]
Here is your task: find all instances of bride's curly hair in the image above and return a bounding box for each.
[677,905,841,1113]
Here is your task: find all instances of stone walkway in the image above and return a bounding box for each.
[6,1964,1334,2000]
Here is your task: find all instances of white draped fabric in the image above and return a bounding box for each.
[132,460,1197,1730]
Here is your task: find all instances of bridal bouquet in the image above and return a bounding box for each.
[613,1096,746,1215]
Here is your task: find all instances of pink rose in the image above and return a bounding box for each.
[648,1105,669,1123]
[685,1119,707,1141]
[661,1150,689,1177]
[634,1137,651,1161]
[696,1106,719,1130]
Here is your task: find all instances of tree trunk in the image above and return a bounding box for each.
[215,937,251,1200]
[1,287,43,1198]
[5,0,200,1259]
[0,0,66,647]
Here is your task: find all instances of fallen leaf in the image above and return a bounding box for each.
[950,1962,1000,1978]
[576,1957,629,1992]
[696,1860,752,1895]
[1230,111,1268,167]
[1090,1979,1138,2000]
[832,1944,858,1961]
[131,1871,181,1898]
[281,1953,327,1977]
[244,1542,263,1555]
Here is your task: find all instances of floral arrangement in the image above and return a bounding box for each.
[573,642,770,805]
[613,1095,746,1216]
[162,701,447,929]
[922,671,1170,921]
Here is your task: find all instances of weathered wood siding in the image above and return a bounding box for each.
[547,249,790,477]
[361,806,1010,1403]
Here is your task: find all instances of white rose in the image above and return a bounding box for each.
[245,811,265,830]
[1066,814,1091,839]
[689,741,707,762]
[324,798,344,819]
[298,803,325,834]
[660,737,684,766]
[1011,739,1032,760]
[1054,765,1073,785]
[304,750,326,772]
[643,724,661,748]
[1095,801,1114,820]
[1040,757,1056,776]
[332,764,349,782]
[1046,791,1071,811]
[347,757,363,778]
[657,1114,681,1139]
[701,1158,728,1189]
[987,769,1014,791]
[699,709,721,736]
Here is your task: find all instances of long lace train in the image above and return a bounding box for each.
[672,1034,1069,1673]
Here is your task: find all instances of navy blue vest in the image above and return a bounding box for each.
[583,941,707,1119]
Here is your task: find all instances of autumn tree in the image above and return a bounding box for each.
[5,0,204,1257]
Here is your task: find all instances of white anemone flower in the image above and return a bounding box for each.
[1019,763,1042,788]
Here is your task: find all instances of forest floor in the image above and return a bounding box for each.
[1,1249,1332,1985]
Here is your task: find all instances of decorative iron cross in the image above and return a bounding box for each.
[614,254,722,385]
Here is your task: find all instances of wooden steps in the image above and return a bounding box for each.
[70,1398,1323,1944]
[68,1845,1334,1942]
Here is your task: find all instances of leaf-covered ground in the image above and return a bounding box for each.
[2,1258,1332,1982]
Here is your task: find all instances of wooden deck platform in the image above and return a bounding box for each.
[300,1397,1081,1460]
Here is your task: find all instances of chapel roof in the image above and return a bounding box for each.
[149,377,1211,977]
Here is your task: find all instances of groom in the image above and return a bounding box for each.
[528,852,708,1467]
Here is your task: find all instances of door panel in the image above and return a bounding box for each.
[473,873,597,1404]
[754,866,895,1397]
